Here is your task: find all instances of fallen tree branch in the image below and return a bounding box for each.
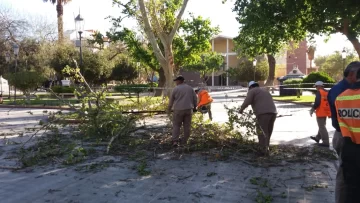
[0,165,22,170]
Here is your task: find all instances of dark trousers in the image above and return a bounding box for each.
[199,103,212,120]
[341,137,360,203]
[172,109,193,144]
[256,113,277,152]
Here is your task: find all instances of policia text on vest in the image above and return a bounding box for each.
[338,108,360,118]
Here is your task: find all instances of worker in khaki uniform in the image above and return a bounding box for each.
[328,62,360,203]
[310,81,331,147]
[195,88,213,120]
[239,81,277,155]
[168,76,197,147]
[335,67,360,203]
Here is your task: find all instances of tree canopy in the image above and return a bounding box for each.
[232,0,307,86]
[232,0,360,58]
[316,50,358,80]
[184,52,224,82]
[92,3,220,94]
[228,57,269,82]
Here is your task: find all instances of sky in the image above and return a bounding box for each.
[1,0,355,57]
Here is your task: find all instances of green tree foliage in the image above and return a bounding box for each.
[302,72,336,88]
[91,2,219,95]
[316,51,358,80]
[110,60,138,83]
[231,0,360,58]
[314,56,327,69]
[232,0,307,86]
[6,71,46,101]
[184,52,224,82]
[49,43,117,84]
[228,58,269,82]
[174,14,220,68]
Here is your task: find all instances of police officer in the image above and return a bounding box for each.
[328,61,360,203]
[335,61,360,203]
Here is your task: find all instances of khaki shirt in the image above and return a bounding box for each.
[241,87,277,116]
[168,83,197,111]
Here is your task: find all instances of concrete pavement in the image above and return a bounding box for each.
[209,92,334,147]
[0,94,338,203]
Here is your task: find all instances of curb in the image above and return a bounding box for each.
[272,99,313,107]
[238,95,312,107]
[0,105,72,110]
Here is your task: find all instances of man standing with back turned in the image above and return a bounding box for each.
[168,76,198,147]
[329,61,360,203]
[239,81,277,156]
[335,62,360,203]
[309,81,331,147]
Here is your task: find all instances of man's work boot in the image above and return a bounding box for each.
[310,136,320,143]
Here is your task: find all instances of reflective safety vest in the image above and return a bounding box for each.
[316,89,331,117]
[197,90,213,108]
[335,89,360,144]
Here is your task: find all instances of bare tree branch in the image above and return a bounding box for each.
[138,0,166,66]
[169,0,189,41]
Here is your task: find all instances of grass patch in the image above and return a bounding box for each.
[272,95,315,103]
[2,98,78,106]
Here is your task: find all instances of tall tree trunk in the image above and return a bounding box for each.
[264,54,276,88]
[349,37,360,59]
[56,2,64,43]
[163,46,175,97]
[138,0,188,98]
[155,68,165,96]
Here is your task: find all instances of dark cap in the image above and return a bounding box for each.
[344,61,360,77]
[173,75,185,81]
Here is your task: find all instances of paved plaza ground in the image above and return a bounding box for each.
[0,92,338,203]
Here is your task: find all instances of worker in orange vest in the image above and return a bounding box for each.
[335,65,360,203]
[310,81,331,147]
[195,88,213,120]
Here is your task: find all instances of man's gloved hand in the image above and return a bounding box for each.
[193,108,197,112]
[310,108,315,117]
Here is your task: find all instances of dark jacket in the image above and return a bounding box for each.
[327,79,351,132]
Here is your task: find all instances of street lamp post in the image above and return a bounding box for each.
[13,44,19,102]
[253,59,257,81]
[136,62,141,81]
[342,48,347,72]
[75,13,85,72]
[5,52,10,99]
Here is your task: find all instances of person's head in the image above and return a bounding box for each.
[195,89,199,94]
[248,81,259,90]
[313,81,324,90]
[173,75,185,85]
[344,61,360,84]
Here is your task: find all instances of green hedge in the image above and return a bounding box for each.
[302,72,335,88]
[283,79,303,87]
[114,84,151,94]
[51,86,75,94]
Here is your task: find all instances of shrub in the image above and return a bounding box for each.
[283,79,303,97]
[51,86,75,94]
[114,84,150,94]
[302,72,336,88]
[283,79,303,86]
[148,82,158,92]
[6,71,46,103]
